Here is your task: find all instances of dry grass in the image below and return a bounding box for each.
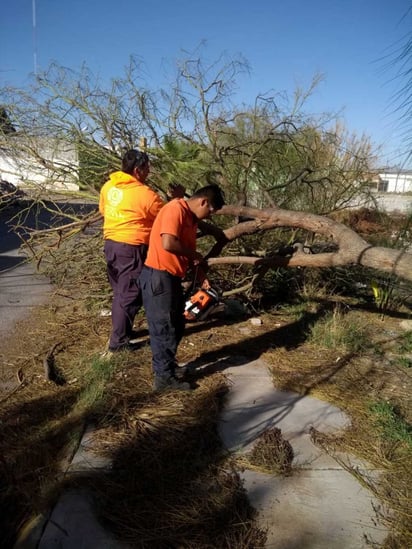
[0,292,268,548]
[237,427,294,475]
[1,269,411,547]
[262,308,412,549]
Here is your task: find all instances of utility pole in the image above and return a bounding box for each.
[32,0,38,75]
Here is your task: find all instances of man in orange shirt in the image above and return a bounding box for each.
[140,184,225,390]
[99,149,183,351]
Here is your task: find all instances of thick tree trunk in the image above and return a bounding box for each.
[206,205,412,282]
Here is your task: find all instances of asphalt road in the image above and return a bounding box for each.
[0,199,97,338]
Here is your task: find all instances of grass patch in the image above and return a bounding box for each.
[399,331,412,353]
[308,306,369,353]
[395,356,412,368]
[369,401,412,448]
[76,355,117,412]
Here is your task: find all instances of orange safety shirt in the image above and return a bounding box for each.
[145,198,197,278]
[99,171,164,245]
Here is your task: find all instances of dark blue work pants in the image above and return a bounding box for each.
[104,239,148,349]
[140,266,185,377]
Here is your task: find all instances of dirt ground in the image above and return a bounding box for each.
[1,288,410,446]
[0,275,411,547]
[2,292,410,418]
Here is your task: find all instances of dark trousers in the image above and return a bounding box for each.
[104,240,148,349]
[140,266,185,377]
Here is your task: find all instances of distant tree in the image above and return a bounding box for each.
[0,107,15,134]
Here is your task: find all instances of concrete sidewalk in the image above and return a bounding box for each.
[15,358,388,548]
[0,235,52,395]
[0,207,52,339]
[218,358,387,549]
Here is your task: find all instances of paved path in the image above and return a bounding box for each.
[0,200,96,339]
[218,358,387,549]
[0,253,52,338]
[0,206,52,393]
[0,206,48,329]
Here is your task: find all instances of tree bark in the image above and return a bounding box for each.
[207,205,412,282]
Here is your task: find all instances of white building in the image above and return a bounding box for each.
[0,136,79,191]
[375,170,412,193]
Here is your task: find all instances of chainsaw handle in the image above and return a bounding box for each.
[201,278,211,290]
[193,265,210,289]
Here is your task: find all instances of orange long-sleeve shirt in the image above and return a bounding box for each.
[99,171,164,245]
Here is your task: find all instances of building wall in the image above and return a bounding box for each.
[377,171,412,193]
[349,193,412,214]
[0,137,79,191]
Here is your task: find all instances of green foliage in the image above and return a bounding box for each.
[210,103,374,214]
[149,136,212,193]
[369,401,412,448]
[399,331,412,353]
[395,356,412,368]
[0,106,16,134]
[76,355,117,412]
[392,331,412,368]
[277,300,314,320]
[308,307,369,352]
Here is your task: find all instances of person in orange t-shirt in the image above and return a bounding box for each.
[140,184,225,391]
[99,149,184,351]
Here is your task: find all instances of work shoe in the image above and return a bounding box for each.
[175,362,198,380]
[128,329,145,341]
[153,374,193,392]
[108,342,140,352]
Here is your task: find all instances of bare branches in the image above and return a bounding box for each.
[1,52,407,296]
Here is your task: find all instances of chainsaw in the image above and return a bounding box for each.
[184,285,220,321]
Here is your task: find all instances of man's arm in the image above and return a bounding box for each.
[197,219,225,239]
[196,220,228,260]
[161,234,203,263]
[162,234,209,286]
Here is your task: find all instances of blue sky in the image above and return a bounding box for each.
[1,1,411,167]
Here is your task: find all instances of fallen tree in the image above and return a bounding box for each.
[16,199,412,289]
[204,205,412,283]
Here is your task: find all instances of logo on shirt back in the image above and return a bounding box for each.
[107,187,123,206]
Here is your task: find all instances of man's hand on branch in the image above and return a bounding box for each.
[167,182,186,200]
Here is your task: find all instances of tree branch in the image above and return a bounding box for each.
[208,205,412,282]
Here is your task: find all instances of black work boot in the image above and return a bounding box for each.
[108,342,140,352]
[153,374,192,392]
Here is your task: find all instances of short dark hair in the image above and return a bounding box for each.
[191,184,225,211]
[122,149,149,175]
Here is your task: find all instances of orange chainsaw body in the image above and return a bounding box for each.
[184,287,219,321]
